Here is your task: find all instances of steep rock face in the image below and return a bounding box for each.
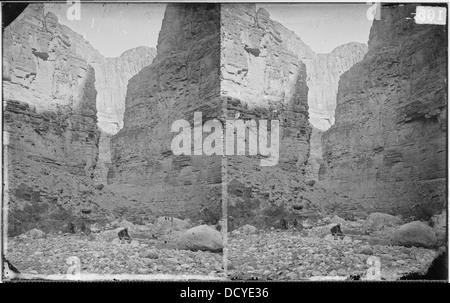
[109,4,221,220]
[3,4,105,235]
[222,4,319,229]
[304,43,367,181]
[320,4,447,219]
[306,42,368,131]
[91,47,156,184]
[93,46,157,135]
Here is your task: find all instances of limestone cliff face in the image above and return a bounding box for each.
[320,4,447,219]
[304,44,367,181]
[109,4,221,220]
[92,47,156,184]
[306,43,368,131]
[93,47,156,135]
[3,4,105,235]
[222,4,320,229]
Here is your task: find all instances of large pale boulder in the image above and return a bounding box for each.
[177,225,223,252]
[365,213,402,232]
[391,221,437,248]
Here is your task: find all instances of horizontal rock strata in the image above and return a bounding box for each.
[319,4,447,219]
[109,4,222,220]
[3,4,105,235]
[222,4,319,230]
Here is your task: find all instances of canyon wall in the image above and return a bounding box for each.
[222,4,320,229]
[304,43,368,181]
[3,4,106,235]
[91,47,156,184]
[320,4,447,219]
[306,43,368,132]
[109,4,222,221]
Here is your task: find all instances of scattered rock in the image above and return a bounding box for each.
[119,219,134,229]
[302,219,314,229]
[177,225,223,253]
[231,230,241,236]
[368,237,391,246]
[146,252,159,259]
[239,224,257,234]
[323,234,335,242]
[110,221,120,228]
[81,208,92,214]
[100,227,127,241]
[308,224,336,238]
[306,180,316,187]
[322,217,332,224]
[90,223,102,233]
[360,247,374,255]
[23,228,45,239]
[391,221,437,248]
[331,215,346,225]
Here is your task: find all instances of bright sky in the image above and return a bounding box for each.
[260,3,373,53]
[46,3,166,57]
[45,3,372,57]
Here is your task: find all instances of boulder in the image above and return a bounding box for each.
[90,223,102,233]
[110,221,120,228]
[118,219,134,229]
[360,247,374,255]
[239,224,257,234]
[177,225,223,252]
[391,221,437,248]
[323,234,335,242]
[302,219,314,229]
[154,216,190,235]
[331,215,346,225]
[365,212,402,232]
[99,227,126,241]
[343,236,352,243]
[308,224,336,238]
[22,228,45,239]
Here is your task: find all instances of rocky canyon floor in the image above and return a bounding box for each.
[5,217,443,281]
[5,231,225,281]
[228,230,439,281]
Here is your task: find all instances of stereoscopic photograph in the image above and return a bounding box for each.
[1,1,448,283]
